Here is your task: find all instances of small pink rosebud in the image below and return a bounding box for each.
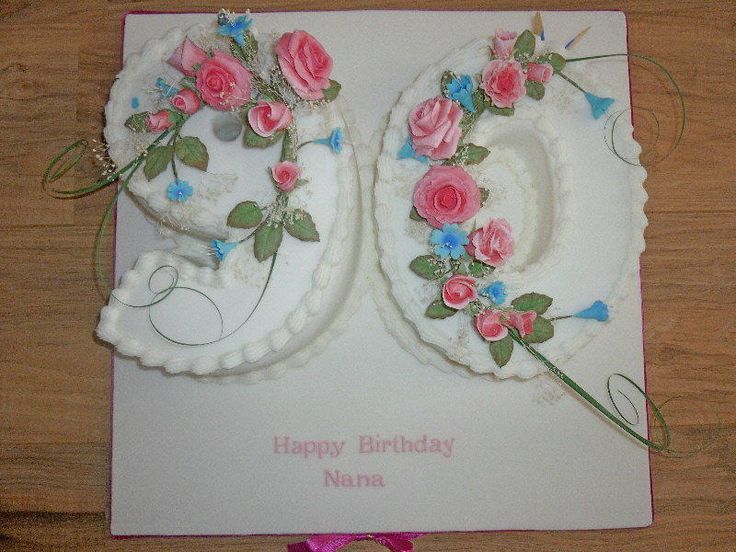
[247,101,293,137]
[508,310,537,337]
[492,29,518,59]
[171,88,201,115]
[526,62,554,84]
[475,309,509,342]
[146,110,173,133]
[442,275,478,310]
[271,161,301,193]
[167,38,208,76]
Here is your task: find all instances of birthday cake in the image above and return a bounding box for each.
[94,11,362,377]
[40,9,678,476]
[374,27,647,378]
[48,10,653,384]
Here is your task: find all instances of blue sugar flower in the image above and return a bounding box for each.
[313,128,344,153]
[329,128,344,153]
[574,300,609,321]
[131,96,140,109]
[446,74,475,112]
[155,77,179,99]
[397,136,429,164]
[480,281,507,305]
[584,92,615,120]
[430,223,469,260]
[217,14,253,47]
[211,239,238,261]
[166,179,193,202]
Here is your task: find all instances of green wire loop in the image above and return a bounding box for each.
[42,139,90,192]
[565,53,686,165]
[510,332,672,452]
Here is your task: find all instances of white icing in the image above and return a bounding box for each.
[98,25,363,377]
[374,39,648,379]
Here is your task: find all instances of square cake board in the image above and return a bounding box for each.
[111,10,652,536]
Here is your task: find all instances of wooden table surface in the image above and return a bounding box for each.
[1,0,734,550]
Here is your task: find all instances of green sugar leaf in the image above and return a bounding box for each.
[489,334,514,367]
[167,110,185,126]
[175,136,209,171]
[513,30,536,60]
[523,316,554,343]
[322,79,341,102]
[426,299,457,319]
[179,76,197,91]
[229,42,246,64]
[242,122,280,148]
[281,127,297,162]
[479,187,490,206]
[489,105,515,117]
[409,206,426,222]
[472,88,487,113]
[143,145,173,181]
[537,52,566,73]
[242,33,258,64]
[468,259,493,278]
[410,255,446,280]
[525,81,545,101]
[445,143,490,166]
[227,201,263,229]
[511,292,553,314]
[284,209,320,242]
[462,143,490,164]
[124,112,150,133]
[254,221,283,262]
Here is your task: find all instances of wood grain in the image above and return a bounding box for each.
[1,0,734,549]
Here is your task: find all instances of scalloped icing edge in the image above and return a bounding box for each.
[373,38,648,379]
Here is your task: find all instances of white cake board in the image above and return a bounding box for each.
[111,10,652,535]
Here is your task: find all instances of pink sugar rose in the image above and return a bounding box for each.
[408,97,463,160]
[475,309,509,342]
[481,59,527,109]
[271,161,301,192]
[492,29,518,60]
[442,275,478,310]
[167,38,208,77]
[247,101,293,137]
[508,310,537,337]
[466,218,514,266]
[413,165,482,228]
[146,110,173,133]
[526,62,554,84]
[171,88,201,115]
[275,30,333,101]
[195,51,252,110]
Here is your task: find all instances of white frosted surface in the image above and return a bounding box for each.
[111,10,651,535]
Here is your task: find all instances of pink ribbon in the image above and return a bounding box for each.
[288,533,424,552]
